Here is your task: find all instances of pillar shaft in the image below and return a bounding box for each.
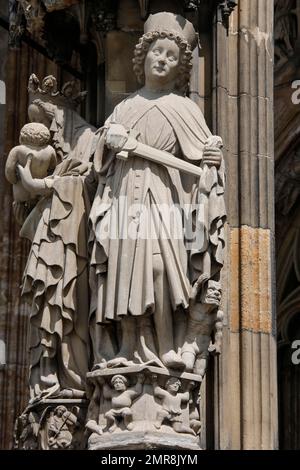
[212,0,278,450]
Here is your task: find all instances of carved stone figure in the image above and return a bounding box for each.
[152,375,194,435]
[14,410,39,449]
[89,12,226,377]
[13,75,97,401]
[47,405,79,449]
[5,123,56,203]
[7,10,226,451]
[101,374,144,432]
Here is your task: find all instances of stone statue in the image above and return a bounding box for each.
[101,374,144,432]
[14,410,39,450]
[152,375,194,435]
[89,11,225,374]
[47,405,79,449]
[5,122,56,203]
[13,74,98,401]
[86,11,225,449]
[7,10,226,451]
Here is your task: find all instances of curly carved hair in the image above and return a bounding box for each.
[19,122,50,146]
[133,31,193,94]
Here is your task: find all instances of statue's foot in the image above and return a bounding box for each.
[41,372,58,387]
[181,351,196,372]
[106,357,133,368]
[161,351,185,370]
[173,423,196,436]
[108,424,117,433]
[126,422,134,431]
[59,389,86,399]
[154,422,162,430]
[92,360,107,371]
[86,420,103,436]
[190,420,201,435]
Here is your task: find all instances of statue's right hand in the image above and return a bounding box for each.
[106,123,128,152]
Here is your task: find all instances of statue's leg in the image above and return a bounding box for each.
[173,422,196,436]
[153,254,185,369]
[40,356,59,387]
[182,303,216,373]
[122,408,134,430]
[154,409,169,429]
[106,317,137,366]
[105,410,117,432]
[90,317,117,368]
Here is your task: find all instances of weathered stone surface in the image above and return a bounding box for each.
[14,399,88,450]
[105,30,139,115]
[210,0,278,451]
[229,227,273,334]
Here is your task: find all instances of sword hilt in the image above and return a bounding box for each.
[116,129,139,161]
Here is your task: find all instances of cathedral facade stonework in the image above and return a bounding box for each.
[0,0,294,450]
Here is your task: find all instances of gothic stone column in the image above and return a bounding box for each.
[211,0,278,450]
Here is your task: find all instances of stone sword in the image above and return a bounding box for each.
[116,130,198,177]
[116,130,223,177]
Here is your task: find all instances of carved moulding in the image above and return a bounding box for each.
[86,365,202,450]
[14,399,88,450]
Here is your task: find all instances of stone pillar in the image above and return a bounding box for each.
[211,0,278,449]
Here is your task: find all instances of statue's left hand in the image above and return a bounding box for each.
[202,135,223,168]
[106,123,128,152]
[202,146,222,168]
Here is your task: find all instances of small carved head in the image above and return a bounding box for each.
[165,377,181,393]
[28,99,57,129]
[55,406,67,417]
[19,122,50,147]
[133,31,193,94]
[111,374,128,391]
[203,280,222,306]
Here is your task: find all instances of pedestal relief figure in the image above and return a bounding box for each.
[152,375,194,435]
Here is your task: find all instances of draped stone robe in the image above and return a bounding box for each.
[20,106,97,399]
[89,89,226,364]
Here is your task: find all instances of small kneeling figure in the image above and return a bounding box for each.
[152,375,195,435]
[102,374,144,433]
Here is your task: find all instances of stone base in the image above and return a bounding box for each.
[86,365,202,450]
[89,430,201,450]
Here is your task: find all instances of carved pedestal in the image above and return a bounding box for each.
[14,399,88,450]
[86,366,202,450]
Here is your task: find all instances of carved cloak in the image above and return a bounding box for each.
[89,90,226,326]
